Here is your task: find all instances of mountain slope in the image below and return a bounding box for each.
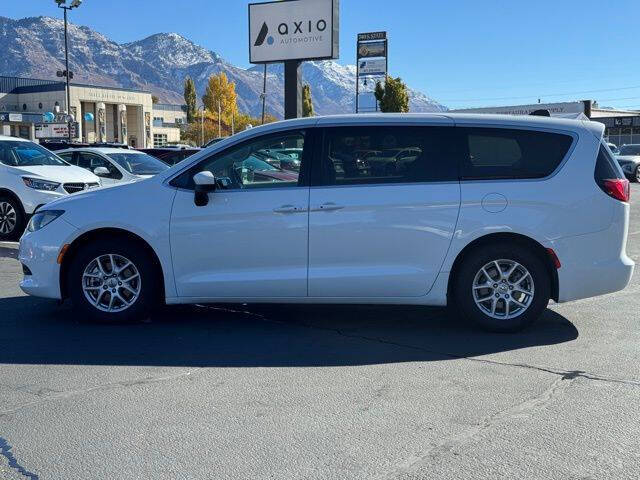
[0,16,446,117]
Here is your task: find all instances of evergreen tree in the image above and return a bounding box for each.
[183,76,197,123]
[302,84,314,117]
[202,72,238,125]
[374,76,410,113]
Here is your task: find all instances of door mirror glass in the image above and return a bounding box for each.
[93,166,110,177]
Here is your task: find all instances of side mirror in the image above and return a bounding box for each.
[93,166,110,177]
[193,171,217,206]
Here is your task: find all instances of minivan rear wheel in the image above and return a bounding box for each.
[68,239,158,323]
[453,243,551,332]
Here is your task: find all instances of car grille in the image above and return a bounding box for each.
[63,183,86,194]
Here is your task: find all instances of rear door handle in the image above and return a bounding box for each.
[311,203,345,212]
[273,205,305,214]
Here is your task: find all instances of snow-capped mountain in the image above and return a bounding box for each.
[0,16,446,117]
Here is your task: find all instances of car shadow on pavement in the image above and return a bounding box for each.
[0,296,578,368]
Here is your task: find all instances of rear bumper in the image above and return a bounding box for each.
[554,205,635,303]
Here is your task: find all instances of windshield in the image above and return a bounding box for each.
[0,140,69,167]
[618,145,640,156]
[107,152,169,175]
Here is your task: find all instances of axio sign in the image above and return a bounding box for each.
[249,0,339,64]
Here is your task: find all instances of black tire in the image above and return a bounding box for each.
[634,165,640,183]
[67,238,159,323]
[0,195,25,241]
[453,243,551,333]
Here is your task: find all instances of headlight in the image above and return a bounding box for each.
[26,210,65,233]
[22,177,61,192]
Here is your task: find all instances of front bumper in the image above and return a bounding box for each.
[19,217,78,299]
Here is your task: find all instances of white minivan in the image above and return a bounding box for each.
[18,114,634,332]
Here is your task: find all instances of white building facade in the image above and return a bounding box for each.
[0,76,183,148]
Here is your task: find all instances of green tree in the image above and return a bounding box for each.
[374,76,410,113]
[302,84,314,117]
[183,76,197,123]
[151,95,159,104]
[202,72,238,125]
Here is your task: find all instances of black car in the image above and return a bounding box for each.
[138,147,201,166]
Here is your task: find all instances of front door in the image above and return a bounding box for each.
[308,125,461,298]
[170,129,312,299]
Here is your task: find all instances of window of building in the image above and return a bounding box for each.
[318,126,458,186]
[153,133,168,147]
[459,128,574,180]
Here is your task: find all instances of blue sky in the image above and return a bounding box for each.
[4,0,640,110]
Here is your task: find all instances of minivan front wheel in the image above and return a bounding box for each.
[68,239,158,323]
[454,244,550,332]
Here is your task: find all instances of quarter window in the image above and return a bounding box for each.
[460,128,574,180]
[318,126,458,186]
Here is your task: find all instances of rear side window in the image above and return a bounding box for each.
[459,128,574,180]
[318,126,458,186]
[595,144,624,183]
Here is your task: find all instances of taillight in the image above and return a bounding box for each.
[602,178,630,202]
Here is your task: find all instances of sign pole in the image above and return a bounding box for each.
[284,60,302,120]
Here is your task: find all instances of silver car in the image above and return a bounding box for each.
[57,147,169,186]
[615,144,640,183]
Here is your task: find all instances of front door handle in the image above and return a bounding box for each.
[273,205,304,214]
[311,203,345,212]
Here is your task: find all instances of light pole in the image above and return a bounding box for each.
[55,0,82,142]
[196,106,205,146]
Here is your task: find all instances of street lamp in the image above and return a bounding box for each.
[55,0,82,142]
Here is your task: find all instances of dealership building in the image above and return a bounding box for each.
[453,100,640,146]
[0,76,185,147]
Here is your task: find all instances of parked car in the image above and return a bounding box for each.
[615,144,640,182]
[18,114,634,332]
[57,147,169,186]
[202,137,227,148]
[40,140,129,152]
[607,142,620,155]
[254,149,301,171]
[138,147,201,166]
[0,135,100,240]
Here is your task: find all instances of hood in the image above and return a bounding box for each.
[9,165,100,183]
[41,176,146,211]
[616,156,640,163]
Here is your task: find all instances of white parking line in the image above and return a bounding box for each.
[0,241,19,249]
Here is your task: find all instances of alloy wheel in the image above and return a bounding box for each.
[82,254,141,312]
[0,202,17,235]
[472,259,535,320]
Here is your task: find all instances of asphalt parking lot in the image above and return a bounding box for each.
[0,186,639,480]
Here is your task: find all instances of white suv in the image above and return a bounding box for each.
[56,147,169,186]
[18,114,634,332]
[0,135,100,240]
